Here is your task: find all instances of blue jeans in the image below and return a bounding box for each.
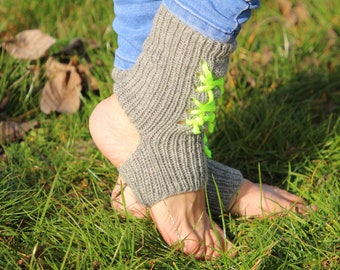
[113,0,260,70]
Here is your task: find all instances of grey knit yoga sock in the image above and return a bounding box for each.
[113,4,236,207]
[206,159,244,218]
[113,67,244,216]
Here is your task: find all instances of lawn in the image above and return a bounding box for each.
[0,0,339,269]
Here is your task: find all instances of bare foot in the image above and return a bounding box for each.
[113,175,315,219]
[114,176,313,219]
[228,179,311,217]
[111,176,146,218]
[151,190,230,258]
[111,177,228,258]
[89,94,229,258]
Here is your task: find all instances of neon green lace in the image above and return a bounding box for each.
[186,60,225,158]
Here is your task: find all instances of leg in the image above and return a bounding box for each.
[90,90,311,256]
[105,71,310,220]
[90,92,229,258]
[91,0,259,259]
[113,0,162,70]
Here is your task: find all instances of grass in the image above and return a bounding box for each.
[0,0,339,269]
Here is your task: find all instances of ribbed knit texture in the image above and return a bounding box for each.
[113,4,236,207]
[113,69,244,216]
[206,159,244,218]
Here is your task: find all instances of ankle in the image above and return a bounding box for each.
[228,179,253,214]
[89,95,140,167]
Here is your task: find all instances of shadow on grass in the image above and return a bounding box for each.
[212,67,339,186]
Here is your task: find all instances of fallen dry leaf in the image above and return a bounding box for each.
[294,3,311,23]
[261,45,274,66]
[278,0,311,26]
[52,38,101,64]
[57,38,86,57]
[76,63,99,93]
[0,120,38,144]
[40,57,82,114]
[3,29,56,60]
[0,90,10,111]
[278,0,292,17]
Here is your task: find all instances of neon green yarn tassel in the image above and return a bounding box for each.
[203,134,212,158]
[186,60,225,158]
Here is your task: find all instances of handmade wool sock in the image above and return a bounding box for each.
[113,69,244,217]
[206,159,244,218]
[112,4,237,207]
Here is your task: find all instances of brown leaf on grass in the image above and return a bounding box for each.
[40,57,82,114]
[294,3,311,23]
[40,56,100,114]
[278,0,292,17]
[3,29,56,60]
[0,120,38,144]
[52,38,103,65]
[327,28,338,49]
[238,46,274,68]
[261,45,274,66]
[57,38,86,57]
[76,63,99,93]
[0,90,10,111]
[278,0,311,26]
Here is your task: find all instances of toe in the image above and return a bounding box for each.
[279,189,305,204]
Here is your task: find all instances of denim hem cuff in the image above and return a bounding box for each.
[114,53,136,70]
[163,0,258,43]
